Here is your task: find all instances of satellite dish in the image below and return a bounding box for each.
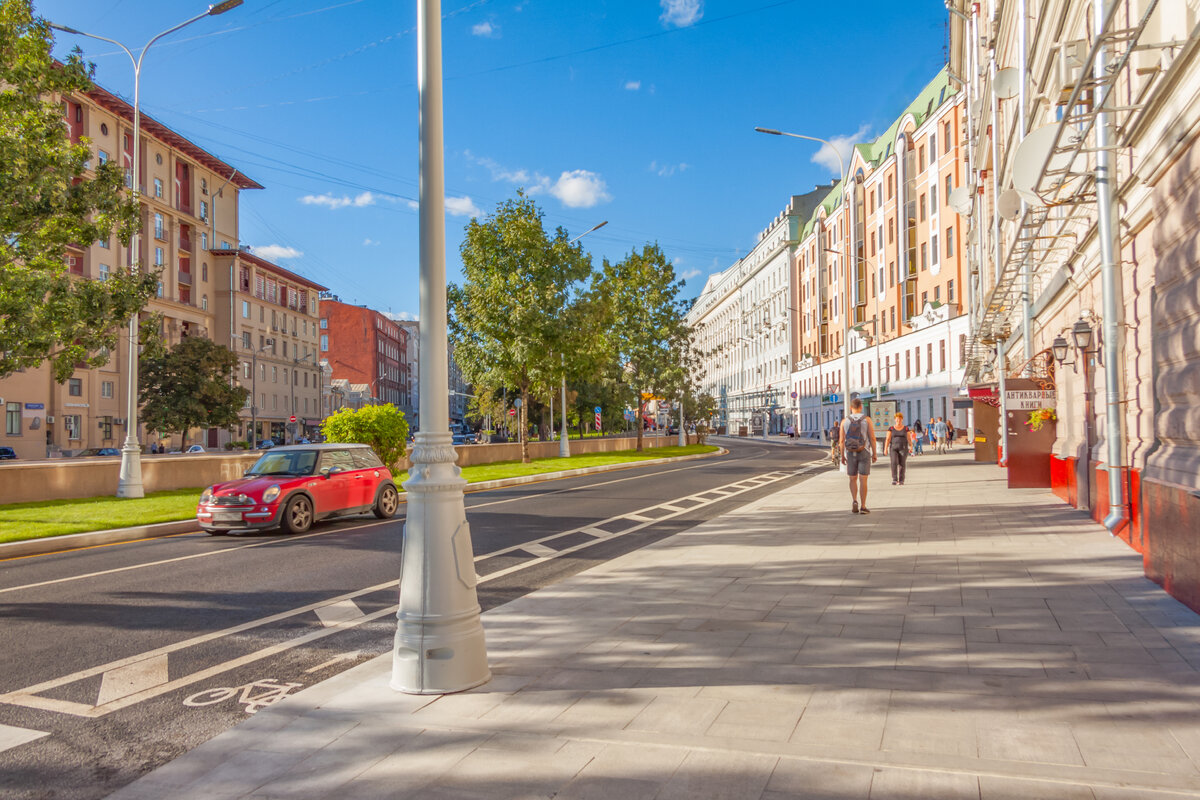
[997,188,1022,219]
[993,68,1020,100]
[1012,124,1079,206]
[949,186,973,215]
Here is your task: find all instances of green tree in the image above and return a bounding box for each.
[450,194,597,463]
[321,405,410,471]
[597,244,691,452]
[0,0,156,382]
[138,336,249,446]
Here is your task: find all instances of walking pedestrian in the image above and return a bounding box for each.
[828,421,841,465]
[935,416,949,454]
[912,418,924,455]
[946,418,956,450]
[786,423,795,439]
[840,399,877,514]
[884,412,912,485]
[928,416,938,452]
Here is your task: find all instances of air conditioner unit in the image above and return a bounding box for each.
[115,418,126,426]
[47,415,55,423]
[1057,40,1088,100]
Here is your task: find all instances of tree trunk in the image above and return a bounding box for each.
[636,391,644,452]
[520,385,530,463]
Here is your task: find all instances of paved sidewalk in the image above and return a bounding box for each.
[111,452,1200,799]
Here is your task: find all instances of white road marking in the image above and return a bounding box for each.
[303,651,361,674]
[0,458,824,720]
[624,513,654,522]
[0,722,49,754]
[97,654,169,706]
[520,542,558,558]
[313,599,365,628]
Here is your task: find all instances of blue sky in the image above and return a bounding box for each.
[41,0,949,319]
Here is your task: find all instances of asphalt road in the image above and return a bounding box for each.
[0,439,826,800]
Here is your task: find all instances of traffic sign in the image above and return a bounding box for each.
[594,406,602,413]
[289,415,297,423]
[507,409,517,416]
[790,391,798,399]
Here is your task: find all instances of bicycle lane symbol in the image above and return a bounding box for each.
[183,679,303,714]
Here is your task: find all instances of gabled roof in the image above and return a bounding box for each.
[209,248,328,292]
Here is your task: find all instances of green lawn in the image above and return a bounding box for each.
[0,444,720,545]
[0,489,203,544]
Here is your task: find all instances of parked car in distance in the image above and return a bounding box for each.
[255,439,276,450]
[196,444,400,535]
[0,446,16,460]
[75,448,121,457]
[451,434,475,446]
[185,445,206,454]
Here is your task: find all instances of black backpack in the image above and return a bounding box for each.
[844,417,869,453]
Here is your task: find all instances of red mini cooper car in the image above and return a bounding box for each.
[197,444,400,535]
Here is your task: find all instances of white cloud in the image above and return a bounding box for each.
[251,244,302,260]
[299,191,377,209]
[650,160,689,177]
[383,311,418,322]
[472,20,498,37]
[546,170,611,208]
[624,80,641,91]
[680,268,701,281]
[660,0,703,27]
[464,150,530,183]
[445,195,483,217]
[363,238,380,246]
[811,123,872,175]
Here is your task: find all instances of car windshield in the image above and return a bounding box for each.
[246,450,319,476]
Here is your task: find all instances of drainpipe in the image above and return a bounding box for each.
[1093,0,1128,533]
[1018,0,1034,373]
[997,340,1010,466]
[990,57,1002,295]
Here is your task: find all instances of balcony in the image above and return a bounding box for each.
[178,270,192,286]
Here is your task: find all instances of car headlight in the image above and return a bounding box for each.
[200,488,213,504]
[262,485,281,503]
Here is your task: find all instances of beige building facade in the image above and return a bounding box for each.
[950,0,1200,611]
[0,83,262,459]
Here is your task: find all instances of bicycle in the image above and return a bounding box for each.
[184,679,303,714]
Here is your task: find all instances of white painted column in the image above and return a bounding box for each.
[392,0,489,695]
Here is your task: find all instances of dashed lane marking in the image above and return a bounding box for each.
[313,599,366,628]
[520,542,559,558]
[0,722,49,754]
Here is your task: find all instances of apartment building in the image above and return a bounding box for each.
[687,69,969,441]
[210,248,326,446]
[320,299,410,415]
[687,192,823,434]
[789,68,969,438]
[949,0,1200,611]
[398,320,420,427]
[0,82,262,458]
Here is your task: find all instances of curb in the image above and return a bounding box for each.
[0,446,726,560]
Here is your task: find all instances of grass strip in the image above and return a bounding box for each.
[0,489,204,544]
[0,444,719,544]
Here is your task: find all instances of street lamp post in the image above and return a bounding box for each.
[248,338,275,449]
[393,0,489,695]
[755,126,851,428]
[51,1,244,498]
[557,220,607,459]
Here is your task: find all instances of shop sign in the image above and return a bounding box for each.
[1004,389,1056,411]
[24,403,44,410]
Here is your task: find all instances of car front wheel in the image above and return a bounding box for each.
[281,495,314,534]
[373,484,399,519]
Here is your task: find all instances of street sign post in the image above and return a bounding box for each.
[594,406,601,432]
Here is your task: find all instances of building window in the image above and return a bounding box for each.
[948,279,955,302]
[919,193,926,221]
[101,381,114,398]
[931,234,939,265]
[68,378,82,396]
[921,290,928,307]
[920,242,928,271]
[929,133,937,161]
[915,347,921,374]
[934,285,941,302]
[242,301,250,318]
[927,343,933,373]
[201,263,208,282]
[154,213,164,240]
[157,281,164,298]
[939,339,946,371]
[97,149,109,166]
[99,263,110,282]
[66,414,81,440]
[242,331,251,349]
[98,237,110,250]
[154,178,163,198]
[154,247,164,266]
[944,174,953,197]
[945,226,955,256]
[243,361,251,379]
[200,232,208,250]
[5,402,20,435]
[321,334,328,351]
[918,145,925,171]
[905,350,911,378]
[201,295,208,311]
[200,200,209,221]
[944,120,953,148]
[320,318,327,329]
[101,416,113,439]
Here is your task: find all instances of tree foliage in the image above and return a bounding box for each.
[138,336,248,445]
[321,404,410,471]
[0,0,156,381]
[596,244,693,451]
[450,193,599,462]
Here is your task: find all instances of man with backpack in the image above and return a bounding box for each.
[840,398,877,514]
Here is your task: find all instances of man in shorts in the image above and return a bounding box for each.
[840,398,878,514]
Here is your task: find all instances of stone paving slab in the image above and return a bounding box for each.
[109,453,1200,799]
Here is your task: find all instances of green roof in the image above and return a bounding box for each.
[799,66,958,240]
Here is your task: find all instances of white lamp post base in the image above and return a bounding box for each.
[117,441,145,498]
[392,432,490,694]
